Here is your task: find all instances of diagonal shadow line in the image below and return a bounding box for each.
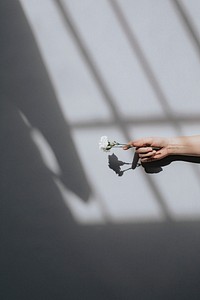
[71,115,200,130]
[107,0,183,134]
[55,0,123,131]
[54,0,173,222]
[170,0,200,59]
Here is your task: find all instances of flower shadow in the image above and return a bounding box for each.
[108,153,140,176]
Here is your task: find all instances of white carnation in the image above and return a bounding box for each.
[99,136,127,152]
[99,136,110,151]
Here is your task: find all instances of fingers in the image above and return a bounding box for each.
[138,150,157,159]
[137,148,157,162]
[140,155,157,162]
[140,150,167,162]
[135,147,154,154]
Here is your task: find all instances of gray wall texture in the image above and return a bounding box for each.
[1,0,200,299]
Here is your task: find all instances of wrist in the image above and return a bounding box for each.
[167,137,185,155]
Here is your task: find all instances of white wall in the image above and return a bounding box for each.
[19,0,200,224]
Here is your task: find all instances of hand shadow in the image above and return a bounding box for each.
[142,155,200,174]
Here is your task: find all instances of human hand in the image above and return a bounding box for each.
[123,137,170,162]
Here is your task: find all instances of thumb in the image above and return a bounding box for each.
[123,138,148,149]
[123,138,155,150]
[131,138,154,148]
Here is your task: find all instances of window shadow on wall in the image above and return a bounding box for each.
[1,1,200,299]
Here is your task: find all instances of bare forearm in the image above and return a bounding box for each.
[124,135,200,162]
[168,135,200,156]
